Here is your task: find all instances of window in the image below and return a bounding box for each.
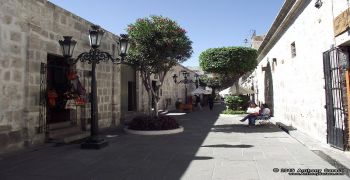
[272,58,277,71]
[291,42,296,58]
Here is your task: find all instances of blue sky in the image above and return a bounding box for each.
[49,0,284,67]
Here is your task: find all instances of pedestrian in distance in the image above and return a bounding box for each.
[208,95,214,110]
[195,95,202,110]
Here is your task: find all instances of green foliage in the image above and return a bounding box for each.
[126,16,193,74]
[199,47,257,88]
[199,75,221,96]
[224,95,250,110]
[221,109,246,115]
[239,95,250,109]
[200,75,220,88]
[225,95,243,110]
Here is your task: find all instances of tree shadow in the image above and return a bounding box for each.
[193,156,214,160]
[201,144,253,148]
[211,124,283,133]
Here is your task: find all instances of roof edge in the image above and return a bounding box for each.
[257,0,297,61]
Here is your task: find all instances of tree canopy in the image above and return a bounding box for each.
[199,47,257,88]
[200,75,221,96]
[127,15,192,74]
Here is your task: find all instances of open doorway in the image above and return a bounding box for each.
[128,81,136,111]
[46,55,72,124]
[323,47,348,150]
[264,62,274,116]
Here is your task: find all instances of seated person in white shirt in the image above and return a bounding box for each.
[240,102,260,125]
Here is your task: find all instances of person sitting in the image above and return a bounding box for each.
[257,103,271,120]
[240,102,260,125]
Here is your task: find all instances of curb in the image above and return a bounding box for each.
[124,126,184,135]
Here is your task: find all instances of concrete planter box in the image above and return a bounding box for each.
[124,126,184,135]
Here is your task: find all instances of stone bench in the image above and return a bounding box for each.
[256,115,271,125]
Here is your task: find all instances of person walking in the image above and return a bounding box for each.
[208,95,214,110]
[195,95,202,110]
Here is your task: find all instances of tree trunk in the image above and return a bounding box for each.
[154,98,159,117]
[234,81,240,95]
[147,90,152,116]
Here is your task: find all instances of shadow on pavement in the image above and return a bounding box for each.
[0,104,225,180]
[211,124,282,133]
[201,144,253,148]
[193,156,214,160]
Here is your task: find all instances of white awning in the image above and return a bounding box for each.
[219,86,254,96]
[191,88,211,95]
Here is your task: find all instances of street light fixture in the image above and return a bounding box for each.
[172,71,198,104]
[58,36,76,58]
[58,25,130,149]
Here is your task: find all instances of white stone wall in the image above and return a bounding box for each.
[253,0,350,143]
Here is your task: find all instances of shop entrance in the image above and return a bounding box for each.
[46,55,72,124]
[323,47,349,150]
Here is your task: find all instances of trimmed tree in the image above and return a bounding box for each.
[199,47,257,93]
[126,16,193,117]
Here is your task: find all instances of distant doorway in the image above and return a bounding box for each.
[46,55,71,124]
[128,81,136,111]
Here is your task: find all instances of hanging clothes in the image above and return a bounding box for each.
[65,70,87,108]
[47,89,58,108]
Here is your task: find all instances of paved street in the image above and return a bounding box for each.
[0,104,349,180]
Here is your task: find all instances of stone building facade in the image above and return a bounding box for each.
[0,0,195,152]
[0,0,124,152]
[135,64,197,113]
[242,0,350,150]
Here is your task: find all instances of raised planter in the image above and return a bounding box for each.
[124,126,184,135]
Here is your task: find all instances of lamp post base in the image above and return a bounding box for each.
[81,138,108,149]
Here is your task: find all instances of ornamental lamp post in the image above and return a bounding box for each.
[172,71,197,104]
[58,25,130,149]
[194,74,199,88]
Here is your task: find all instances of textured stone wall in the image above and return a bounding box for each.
[251,0,350,144]
[0,0,122,151]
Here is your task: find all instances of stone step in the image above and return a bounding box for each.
[49,131,90,144]
[48,125,89,143]
[48,121,74,130]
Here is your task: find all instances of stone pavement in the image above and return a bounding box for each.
[0,103,349,180]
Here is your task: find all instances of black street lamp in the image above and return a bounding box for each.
[173,71,198,104]
[194,74,199,88]
[58,25,130,149]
